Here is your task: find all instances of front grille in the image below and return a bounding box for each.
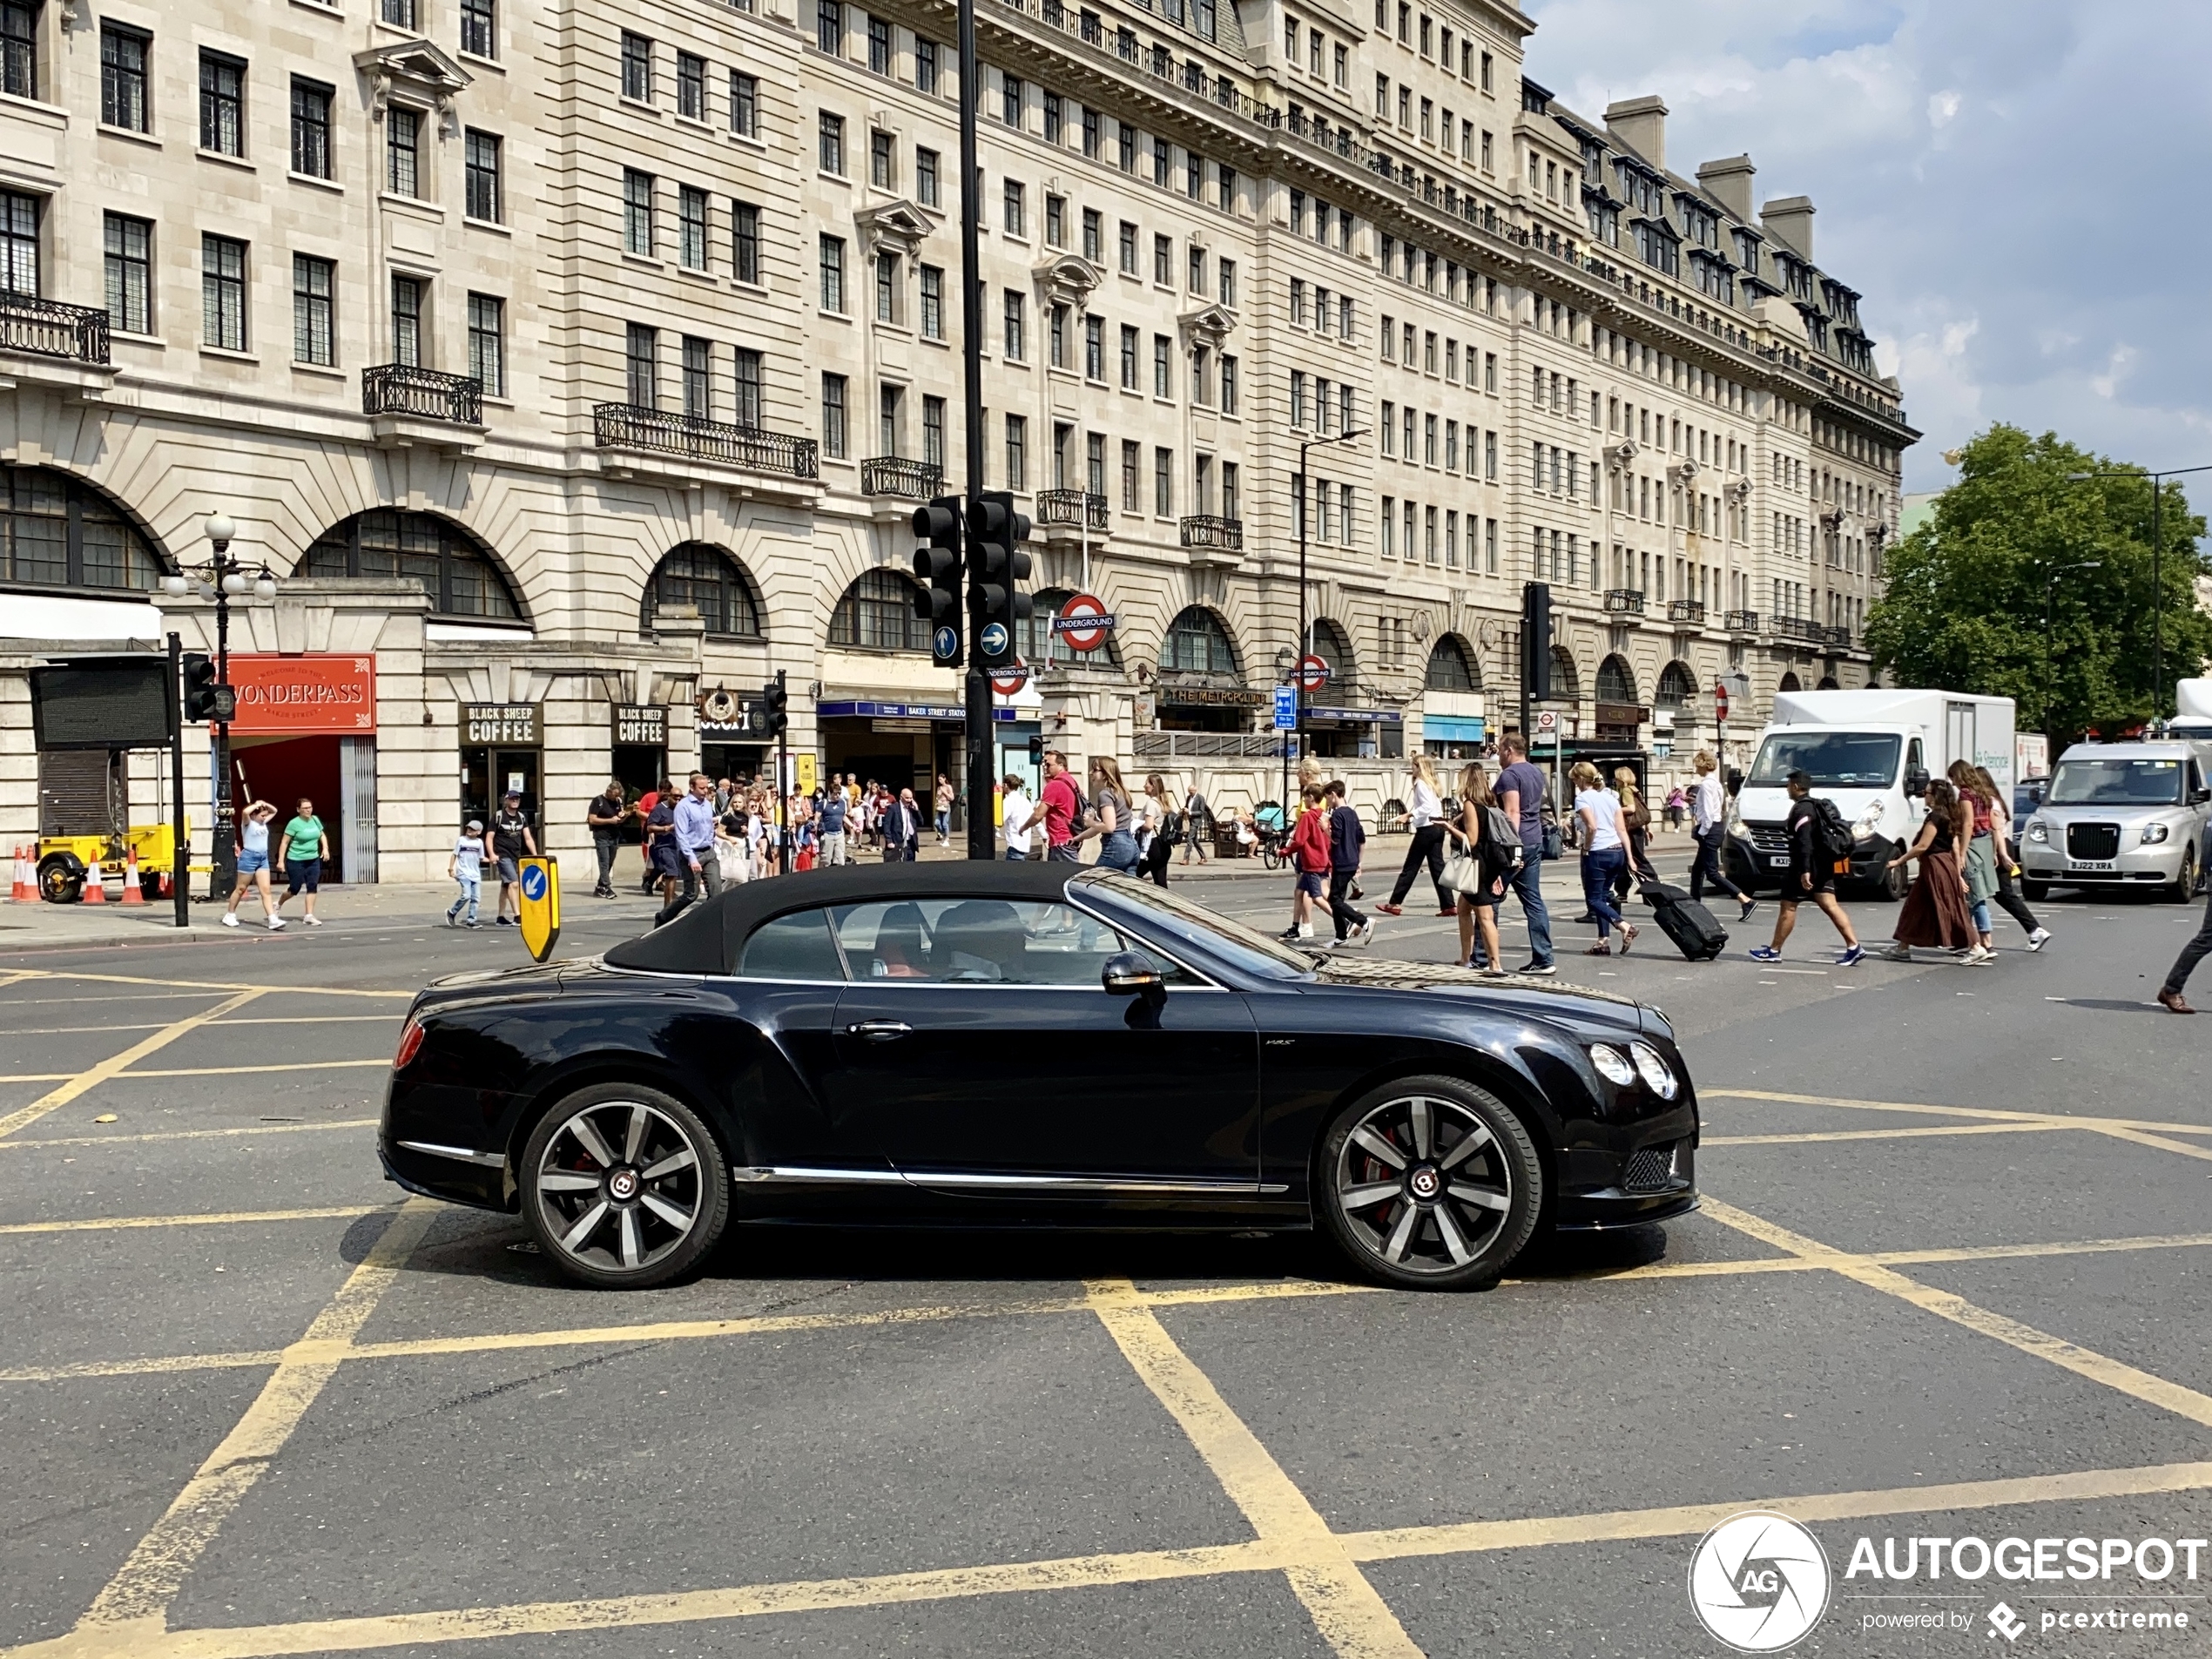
[1623,1142,1682,1193]
[2067,822,2121,860]
[1745,821,1791,853]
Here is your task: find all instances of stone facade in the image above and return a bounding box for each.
[0,0,1914,876]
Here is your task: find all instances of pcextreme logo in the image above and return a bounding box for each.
[1688,1511,1832,1652]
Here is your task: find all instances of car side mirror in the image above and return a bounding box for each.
[1102,952,1164,996]
[2193,787,2211,806]
[1905,767,1930,799]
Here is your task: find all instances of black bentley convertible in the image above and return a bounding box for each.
[380,863,1698,1290]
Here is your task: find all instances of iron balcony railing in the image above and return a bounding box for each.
[860,455,941,499]
[1038,489,1109,529]
[1771,615,1825,644]
[0,293,111,364]
[1178,515,1243,551]
[1824,624,1855,650]
[1668,599,1707,625]
[361,364,482,425]
[1724,609,1761,633]
[593,403,819,479]
[1603,588,1646,616]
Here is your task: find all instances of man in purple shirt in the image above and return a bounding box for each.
[1490,734,1556,974]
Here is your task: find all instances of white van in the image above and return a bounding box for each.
[1726,690,2016,896]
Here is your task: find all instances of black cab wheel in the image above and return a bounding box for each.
[1317,1075,1542,1291]
[2170,847,2198,903]
[520,1083,730,1290]
[2020,880,2049,904]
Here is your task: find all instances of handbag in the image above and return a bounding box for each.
[1439,848,1483,894]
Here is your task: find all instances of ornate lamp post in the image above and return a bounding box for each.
[160,513,278,894]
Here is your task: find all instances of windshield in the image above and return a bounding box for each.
[1079,874,1317,980]
[2047,757,2183,806]
[1747,732,1903,788]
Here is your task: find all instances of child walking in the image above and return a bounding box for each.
[447,819,489,928]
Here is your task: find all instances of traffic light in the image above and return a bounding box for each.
[181,652,221,722]
[759,671,788,740]
[1521,582,1552,703]
[911,496,963,666]
[965,489,1033,670]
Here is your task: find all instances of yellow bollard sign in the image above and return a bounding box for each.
[516,854,561,962]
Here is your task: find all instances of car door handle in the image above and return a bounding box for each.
[847,1021,913,1042]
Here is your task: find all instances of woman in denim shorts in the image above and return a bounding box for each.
[223,799,283,930]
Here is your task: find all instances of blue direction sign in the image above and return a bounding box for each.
[932,624,960,664]
[1272,685,1298,731]
[979,622,1009,658]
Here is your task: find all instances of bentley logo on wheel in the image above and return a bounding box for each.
[608,1170,638,1201]
[1687,1511,1830,1652]
[1408,1167,1440,1199]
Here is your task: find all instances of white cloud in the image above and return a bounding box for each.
[1521,1,2212,490]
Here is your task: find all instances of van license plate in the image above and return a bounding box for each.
[1768,855,1791,868]
[2068,860,2114,872]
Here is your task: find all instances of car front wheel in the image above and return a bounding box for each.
[1318,1077,1541,1291]
[521,1084,730,1289]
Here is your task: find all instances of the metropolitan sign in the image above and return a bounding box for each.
[462,703,541,745]
[611,704,668,745]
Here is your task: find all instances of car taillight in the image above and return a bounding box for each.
[393,1019,425,1070]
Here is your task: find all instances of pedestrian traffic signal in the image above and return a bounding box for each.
[1521,582,1552,703]
[965,489,1033,669]
[181,652,226,723]
[912,496,963,667]
[759,671,789,740]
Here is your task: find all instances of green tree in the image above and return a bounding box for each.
[1865,424,2212,743]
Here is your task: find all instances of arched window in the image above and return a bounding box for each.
[1022,588,1123,667]
[1549,645,1581,700]
[828,567,928,652]
[1161,606,1239,676]
[0,465,169,593]
[1656,660,1696,709]
[1778,671,1803,693]
[641,544,760,638]
[1425,634,1477,691]
[1309,618,1354,687]
[1816,674,1840,690]
[303,509,523,622]
[1596,653,1638,705]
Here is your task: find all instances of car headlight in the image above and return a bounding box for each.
[1588,1043,1637,1088]
[1629,1042,1680,1100]
[2027,820,2048,843]
[2142,822,2171,845]
[1853,801,1884,841]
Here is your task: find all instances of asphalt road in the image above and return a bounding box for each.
[2,845,2209,1659]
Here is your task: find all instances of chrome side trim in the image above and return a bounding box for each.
[731,1164,909,1185]
[396,1139,509,1169]
[731,1164,1285,1195]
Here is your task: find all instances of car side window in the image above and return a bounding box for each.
[832,899,1190,987]
[736,909,848,981]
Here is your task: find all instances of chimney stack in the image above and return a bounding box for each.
[1603,96,1668,172]
[1696,156,1756,222]
[1761,195,1816,260]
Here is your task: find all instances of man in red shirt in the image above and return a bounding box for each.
[1037,750,1084,862]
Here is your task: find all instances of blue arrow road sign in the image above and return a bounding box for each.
[980,622,1009,657]
[1272,686,1298,730]
[521,864,549,901]
[933,624,959,661]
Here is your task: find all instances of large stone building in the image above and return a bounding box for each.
[0,0,1914,878]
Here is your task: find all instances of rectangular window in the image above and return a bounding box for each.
[822,371,848,455]
[291,253,334,365]
[1118,121,1136,172]
[1153,233,1170,284]
[676,51,705,118]
[624,169,654,254]
[816,0,843,56]
[1379,401,1395,455]
[1154,447,1172,516]
[388,107,422,198]
[621,32,653,101]
[923,395,946,468]
[1290,370,1305,428]
[916,146,940,206]
[682,335,712,418]
[1002,179,1025,236]
[819,111,845,173]
[384,0,417,25]
[914,37,937,91]
[3,0,37,99]
[104,213,152,334]
[1186,151,1202,199]
[464,129,502,221]
[730,71,759,136]
[461,0,496,58]
[1220,259,1237,307]
[1082,106,1101,158]
[101,26,150,132]
[389,274,423,368]
[877,251,900,323]
[1219,165,1237,213]
[871,130,894,188]
[1219,354,1238,415]
[1001,71,1022,125]
[732,200,760,283]
[1153,334,1170,397]
[201,233,247,350]
[1116,220,1136,273]
[678,185,708,270]
[1119,323,1136,388]
[0,189,36,296]
[1485,429,1497,482]
[867,13,891,74]
[1380,496,1396,557]
[1121,440,1140,511]
[1290,278,1305,327]
[467,292,504,395]
[1005,413,1026,489]
[1085,314,1103,381]
[733,347,762,427]
[1003,290,1024,359]
[1191,345,1210,404]
[1082,207,1102,262]
[819,233,846,311]
[1043,91,1062,144]
[920,264,943,339]
[199,53,245,157]
[1153,135,1170,188]
[1045,194,1065,247]
[1188,245,1204,293]
[1088,430,1106,498]
[1223,462,1240,520]
[290,79,334,178]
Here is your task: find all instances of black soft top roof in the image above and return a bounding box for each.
[601,860,1089,974]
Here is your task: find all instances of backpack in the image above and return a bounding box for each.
[1811,797,1855,861]
[1481,806,1526,874]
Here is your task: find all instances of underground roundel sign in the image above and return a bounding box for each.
[991,658,1032,697]
[1050,592,1117,653]
[1296,653,1332,692]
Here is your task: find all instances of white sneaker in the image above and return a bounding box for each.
[303,914,322,927]
[266,914,285,930]
[1350,921,1373,947]
[2027,927,2052,951]
[1964,944,1993,966]
[220,913,239,928]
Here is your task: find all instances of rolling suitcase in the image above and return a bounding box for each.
[1641,880,1728,961]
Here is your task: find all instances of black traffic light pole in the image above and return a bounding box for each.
[957,0,991,859]
[168,632,190,927]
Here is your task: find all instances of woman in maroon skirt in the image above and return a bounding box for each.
[1881,778,1976,960]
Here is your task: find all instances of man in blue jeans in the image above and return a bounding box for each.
[1491,734,1555,974]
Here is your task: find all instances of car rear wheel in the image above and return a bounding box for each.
[2169,846,2198,903]
[521,1085,729,1289]
[2020,880,2049,903]
[1318,1077,1541,1291]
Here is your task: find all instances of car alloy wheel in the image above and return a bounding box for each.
[520,1085,729,1289]
[2171,846,2198,904]
[1318,1076,1541,1290]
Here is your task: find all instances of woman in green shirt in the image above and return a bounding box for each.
[273,797,330,927]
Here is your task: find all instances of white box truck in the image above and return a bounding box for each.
[1725,689,2016,897]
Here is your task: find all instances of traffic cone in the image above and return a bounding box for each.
[9,846,34,903]
[120,846,145,904]
[83,856,105,903]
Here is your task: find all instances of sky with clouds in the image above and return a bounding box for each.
[1519,0,2212,495]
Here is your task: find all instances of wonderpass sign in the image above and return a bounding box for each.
[1686,1511,2204,1650]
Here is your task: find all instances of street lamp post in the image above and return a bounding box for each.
[160,513,277,897]
[2066,463,2212,724]
[1282,427,1368,820]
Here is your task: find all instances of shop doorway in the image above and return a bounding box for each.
[610,745,667,845]
[462,745,541,831]
[233,735,345,877]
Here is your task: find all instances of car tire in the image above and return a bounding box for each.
[1883,858,1912,902]
[2170,847,2198,904]
[1317,1076,1542,1291]
[520,1083,730,1290]
[37,857,83,904]
[2020,880,2049,904]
